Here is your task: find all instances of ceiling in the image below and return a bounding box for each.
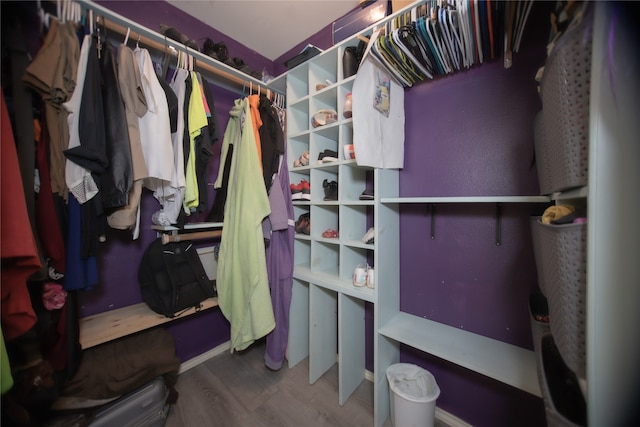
[167,0,362,61]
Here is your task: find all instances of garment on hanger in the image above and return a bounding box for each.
[258,94,285,193]
[352,29,405,169]
[64,34,99,205]
[263,130,294,371]
[106,41,148,236]
[0,89,40,341]
[217,98,274,352]
[183,71,208,213]
[151,67,189,227]
[23,18,80,198]
[98,41,133,210]
[133,46,174,191]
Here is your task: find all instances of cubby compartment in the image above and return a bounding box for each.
[340,204,371,246]
[293,238,311,269]
[311,240,340,277]
[341,245,372,284]
[311,124,339,165]
[531,217,587,380]
[340,163,370,203]
[309,52,338,91]
[289,133,310,171]
[286,64,309,102]
[312,205,339,241]
[287,100,310,135]
[309,86,338,130]
[311,168,339,204]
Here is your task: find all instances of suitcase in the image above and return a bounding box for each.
[89,377,170,427]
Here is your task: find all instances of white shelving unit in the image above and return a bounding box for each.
[284,2,551,425]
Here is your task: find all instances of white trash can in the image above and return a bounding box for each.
[386,363,440,427]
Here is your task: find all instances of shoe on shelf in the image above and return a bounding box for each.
[362,227,375,244]
[359,189,374,200]
[352,264,367,287]
[290,181,303,200]
[323,179,338,201]
[293,150,309,167]
[300,179,311,200]
[311,109,338,128]
[343,144,355,160]
[295,213,310,235]
[290,179,310,201]
[321,228,339,238]
[343,92,352,118]
[366,266,375,289]
[317,149,339,164]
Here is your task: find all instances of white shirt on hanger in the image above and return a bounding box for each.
[134,47,175,189]
[352,30,405,169]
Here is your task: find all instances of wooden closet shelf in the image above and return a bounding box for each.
[79,298,219,349]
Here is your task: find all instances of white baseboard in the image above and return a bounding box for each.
[178,340,231,374]
[365,369,471,427]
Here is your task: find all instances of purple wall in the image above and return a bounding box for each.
[394,4,553,425]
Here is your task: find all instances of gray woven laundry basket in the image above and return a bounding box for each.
[530,217,587,380]
[537,3,593,195]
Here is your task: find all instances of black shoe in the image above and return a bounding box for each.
[323,179,338,201]
[317,149,339,164]
[359,189,374,200]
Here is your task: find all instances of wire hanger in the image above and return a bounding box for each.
[124,27,130,46]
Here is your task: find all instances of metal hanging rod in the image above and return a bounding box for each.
[68,0,282,97]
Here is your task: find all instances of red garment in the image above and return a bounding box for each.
[1,89,40,341]
[35,116,66,273]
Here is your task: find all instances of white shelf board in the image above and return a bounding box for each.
[380,196,551,204]
[550,186,588,200]
[341,239,374,250]
[294,266,376,303]
[378,312,541,397]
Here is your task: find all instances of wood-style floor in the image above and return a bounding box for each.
[165,339,446,427]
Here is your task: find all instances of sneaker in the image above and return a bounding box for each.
[323,179,338,201]
[290,181,303,200]
[295,213,310,235]
[317,149,339,164]
[352,264,367,287]
[366,266,375,289]
[300,179,311,200]
[362,227,375,244]
[359,189,374,200]
[293,150,309,167]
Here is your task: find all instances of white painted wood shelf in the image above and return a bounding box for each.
[381,195,551,204]
[378,312,541,397]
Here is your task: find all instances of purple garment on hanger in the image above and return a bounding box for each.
[264,148,294,371]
